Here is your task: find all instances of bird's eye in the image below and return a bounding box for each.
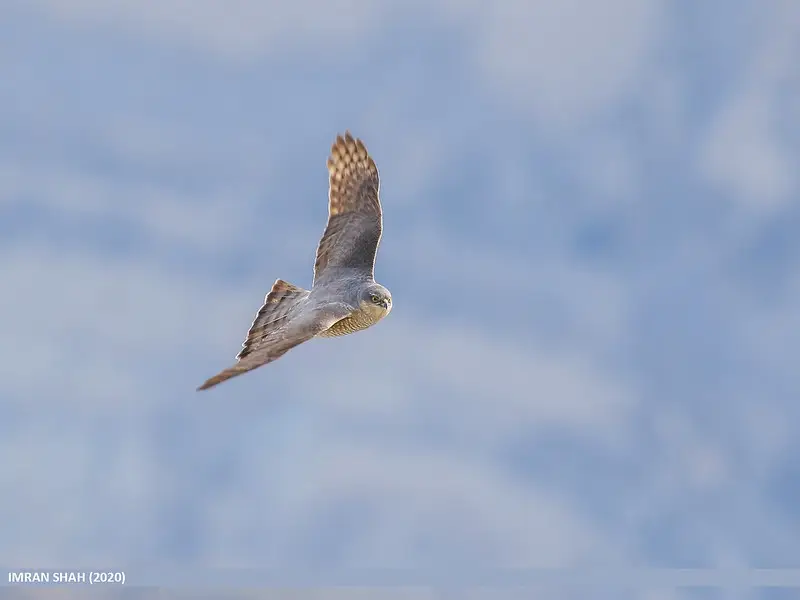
[370,294,381,304]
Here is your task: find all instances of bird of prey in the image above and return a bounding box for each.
[197,132,392,391]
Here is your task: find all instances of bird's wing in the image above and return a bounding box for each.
[313,132,382,284]
[196,302,353,391]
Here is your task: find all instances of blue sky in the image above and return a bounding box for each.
[1,0,799,598]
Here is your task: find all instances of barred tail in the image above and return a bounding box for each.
[236,279,309,361]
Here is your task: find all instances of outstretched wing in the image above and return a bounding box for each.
[196,302,353,391]
[313,132,382,284]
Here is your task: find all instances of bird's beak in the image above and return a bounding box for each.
[382,299,390,310]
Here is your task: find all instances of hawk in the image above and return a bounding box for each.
[197,132,392,391]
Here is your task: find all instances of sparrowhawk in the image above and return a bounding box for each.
[197,132,392,391]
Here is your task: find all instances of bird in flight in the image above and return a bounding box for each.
[197,132,392,391]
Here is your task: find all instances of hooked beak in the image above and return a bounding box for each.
[381,299,391,310]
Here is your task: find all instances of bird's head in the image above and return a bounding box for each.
[361,283,392,316]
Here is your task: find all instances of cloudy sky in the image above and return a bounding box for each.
[2,0,799,598]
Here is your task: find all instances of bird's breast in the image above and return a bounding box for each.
[318,310,381,337]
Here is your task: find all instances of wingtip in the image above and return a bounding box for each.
[333,130,358,149]
[332,132,345,153]
[329,131,373,168]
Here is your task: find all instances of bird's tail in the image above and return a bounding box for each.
[237,279,309,361]
[196,279,309,391]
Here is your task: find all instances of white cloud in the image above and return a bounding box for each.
[386,226,630,355]
[701,90,795,211]
[25,0,385,60]
[0,239,628,572]
[0,114,279,252]
[698,0,800,211]
[0,241,251,406]
[436,0,665,131]
[2,163,246,246]
[24,0,666,132]
[297,320,635,447]
[7,0,800,578]
[0,223,635,432]
[571,132,641,204]
[206,438,607,567]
